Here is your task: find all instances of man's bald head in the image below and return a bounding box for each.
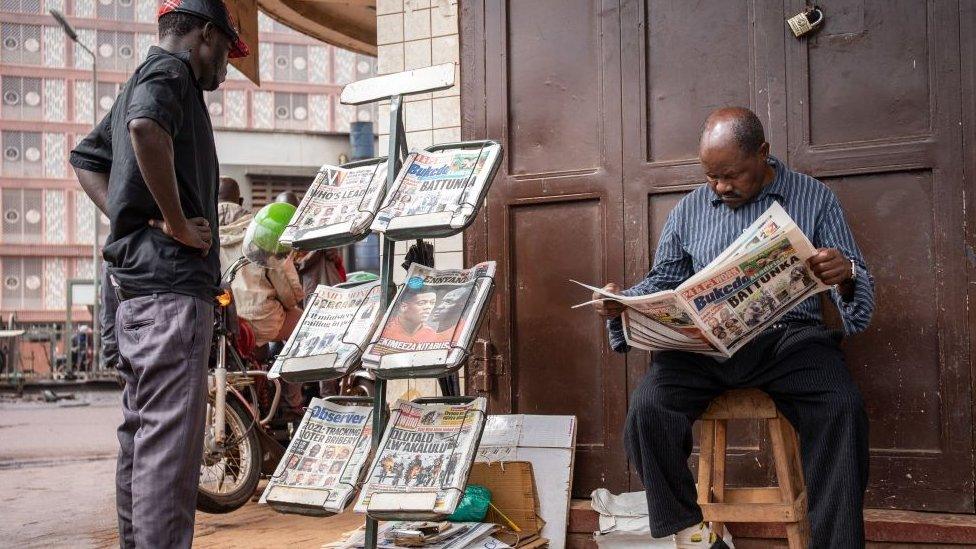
[275,191,300,207]
[699,107,773,209]
[700,107,765,155]
[218,177,242,205]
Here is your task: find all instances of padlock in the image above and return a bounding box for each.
[786,6,824,38]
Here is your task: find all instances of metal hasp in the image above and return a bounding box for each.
[340,63,456,549]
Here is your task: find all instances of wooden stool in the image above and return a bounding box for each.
[696,389,811,548]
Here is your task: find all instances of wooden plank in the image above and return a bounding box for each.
[225,0,259,85]
[712,419,728,535]
[723,488,783,505]
[701,389,778,420]
[696,419,715,505]
[767,417,796,504]
[568,499,600,533]
[699,502,796,523]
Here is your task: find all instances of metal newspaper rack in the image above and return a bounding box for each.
[363,270,496,380]
[287,156,388,251]
[338,63,458,549]
[361,395,485,519]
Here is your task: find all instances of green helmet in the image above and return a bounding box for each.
[243,202,296,268]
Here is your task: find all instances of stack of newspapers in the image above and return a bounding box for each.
[362,262,496,379]
[269,281,384,382]
[575,202,829,357]
[279,159,388,250]
[354,398,487,520]
[370,142,502,240]
[260,398,373,516]
[339,522,499,549]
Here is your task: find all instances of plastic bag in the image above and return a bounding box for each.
[447,484,491,522]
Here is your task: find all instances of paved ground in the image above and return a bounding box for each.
[0,390,362,548]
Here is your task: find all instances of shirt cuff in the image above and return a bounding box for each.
[69,152,111,173]
[833,263,873,335]
[607,316,630,353]
[126,107,176,138]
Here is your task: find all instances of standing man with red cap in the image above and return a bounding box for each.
[69,2,249,546]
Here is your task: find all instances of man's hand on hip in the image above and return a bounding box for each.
[149,217,212,256]
[807,247,853,285]
[593,282,625,318]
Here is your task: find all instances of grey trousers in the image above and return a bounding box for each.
[115,292,214,549]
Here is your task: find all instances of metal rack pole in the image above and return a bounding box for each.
[364,94,408,549]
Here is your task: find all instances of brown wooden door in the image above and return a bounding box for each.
[782,0,972,512]
[617,0,792,490]
[461,0,630,497]
[617,0,975,510]
[463,0,974,509]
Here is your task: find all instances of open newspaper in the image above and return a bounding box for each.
[269,281,384,382]
[279,159,388,250]
[354,398,487,520]
[362,262,496,379]
[370,142,502,239]
[574,202,829,357]
[260,398,373,516]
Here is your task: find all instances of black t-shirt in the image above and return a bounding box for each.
[70,46,220,300]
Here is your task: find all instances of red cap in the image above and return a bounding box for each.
[158,0,250,59]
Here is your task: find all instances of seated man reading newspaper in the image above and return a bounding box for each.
[591,107,875,549]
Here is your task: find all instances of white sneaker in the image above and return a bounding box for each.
[674,522,732,549]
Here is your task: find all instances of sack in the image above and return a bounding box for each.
[591,489,669,548]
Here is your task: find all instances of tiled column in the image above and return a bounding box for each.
[376,0,464,400]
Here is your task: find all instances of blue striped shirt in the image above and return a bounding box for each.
[608,156,875,353]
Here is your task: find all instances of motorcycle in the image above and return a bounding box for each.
[196,254,288,513]
[196,206,378,513]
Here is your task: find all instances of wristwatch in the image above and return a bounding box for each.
[849,258,857,281]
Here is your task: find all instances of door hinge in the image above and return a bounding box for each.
[469,338,500,395]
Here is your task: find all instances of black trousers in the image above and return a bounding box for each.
[624,323,869,548]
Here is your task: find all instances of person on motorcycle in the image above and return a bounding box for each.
[218,184,304,346]
[218,188,306,418]
[273,190,347,297]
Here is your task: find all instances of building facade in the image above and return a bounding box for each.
[0,0,375,332]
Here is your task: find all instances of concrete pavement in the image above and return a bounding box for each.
[0,390,362,548]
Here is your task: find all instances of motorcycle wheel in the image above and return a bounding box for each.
[344,377,374,398]
[197,397,261,514]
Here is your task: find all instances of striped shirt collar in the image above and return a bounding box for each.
[709,155,788,207]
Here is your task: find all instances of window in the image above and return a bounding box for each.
[1,23,42,65]
[1,76,42,120]
[272,43,308,82]
[1,188,42,244]
[96,81,121,120]
[249,174,312,210]
[1,131,42,177]
[0,0,42,14]
[1,257,43,310]
[95,30,135,71]
[273,92,309,131]
[97,0,135,21]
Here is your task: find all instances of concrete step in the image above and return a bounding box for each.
[566,499,976,547]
